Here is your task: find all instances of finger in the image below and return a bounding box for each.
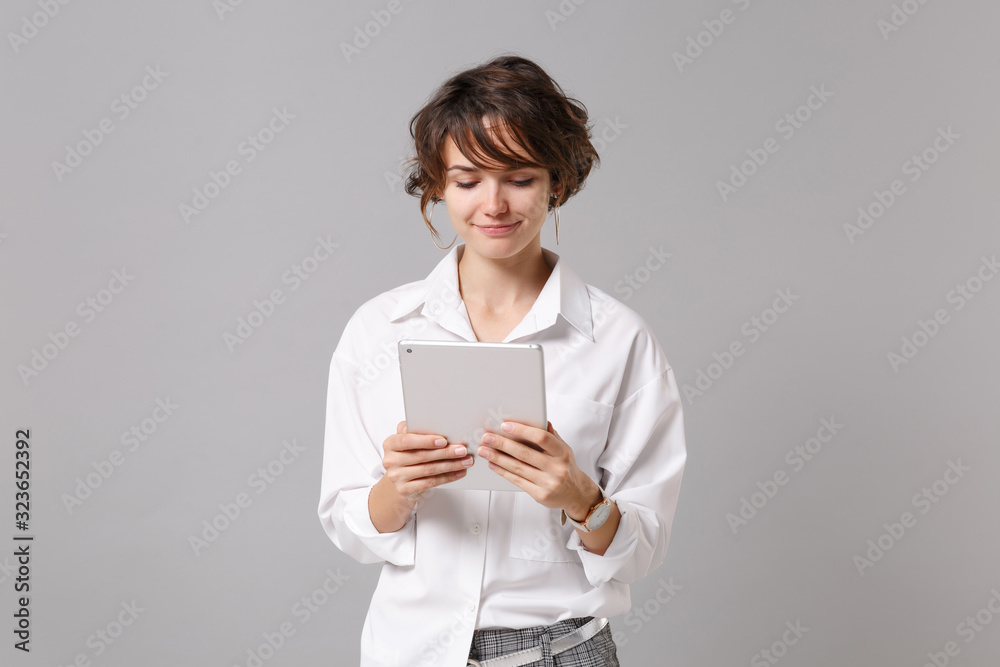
[481,457,531,492]
[491,420,558,455]
[479,433,545,470]
[397,443,471,466]
[479,444,543,486]
[389,450,471,487]
[393,430,450,452]
[405,468,470,495]
[398,420,406,434]
[386,443,468,478]
[403,455,474,483]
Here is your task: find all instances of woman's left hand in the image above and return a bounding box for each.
[477,420,601,517]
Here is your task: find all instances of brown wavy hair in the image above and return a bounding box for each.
[403,54,600,245]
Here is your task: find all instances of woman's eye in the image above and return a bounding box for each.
[454,178,533,189]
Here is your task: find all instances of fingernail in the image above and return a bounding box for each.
[482,434,494,444]
[462,456,474,467]
[454,445,467,457]
[478,446,489,458]
[435,438,447,447]
[502,422,513,432]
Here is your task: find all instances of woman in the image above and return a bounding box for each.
[318,54,686,667]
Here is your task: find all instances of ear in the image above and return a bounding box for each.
[550,180,563,201]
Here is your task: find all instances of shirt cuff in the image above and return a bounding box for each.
[564,498,640,586]
[341,484,417,566]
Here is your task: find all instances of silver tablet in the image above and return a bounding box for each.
[397,339,547,492]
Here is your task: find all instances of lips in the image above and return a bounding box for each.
[475,221,520,234]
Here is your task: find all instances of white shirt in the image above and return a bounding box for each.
[318,243,686,667]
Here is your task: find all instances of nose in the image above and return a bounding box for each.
[481,181,508,217]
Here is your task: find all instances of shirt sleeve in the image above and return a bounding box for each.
[565,366,686,586]
[316,313,417,566]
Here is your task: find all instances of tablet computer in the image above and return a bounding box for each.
[397,339,547,492]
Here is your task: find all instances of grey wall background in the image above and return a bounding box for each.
[1,1,998,665]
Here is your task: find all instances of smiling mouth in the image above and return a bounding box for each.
[476,221,520,229]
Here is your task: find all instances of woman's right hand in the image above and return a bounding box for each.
[381,420,475,502]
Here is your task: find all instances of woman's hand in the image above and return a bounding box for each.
[370,421,475,533]
[477,419,622,555]
[476,420,601,519]
[381,420,474,502]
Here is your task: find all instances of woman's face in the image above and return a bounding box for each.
[437,124,555,260]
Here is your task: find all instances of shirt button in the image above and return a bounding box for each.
[470,523,482,535]
[467,602,477,613]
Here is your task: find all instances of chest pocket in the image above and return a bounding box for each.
[508,392,615,563]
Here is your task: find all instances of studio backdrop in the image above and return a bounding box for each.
[1,1,998,665]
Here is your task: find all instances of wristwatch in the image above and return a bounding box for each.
[560,486,612,533]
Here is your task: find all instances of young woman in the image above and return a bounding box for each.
[319,54,686,667]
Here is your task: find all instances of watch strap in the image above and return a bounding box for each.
[560,486,609,533]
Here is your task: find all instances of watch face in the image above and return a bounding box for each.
[588,503,612,530]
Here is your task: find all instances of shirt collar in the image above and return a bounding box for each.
[389,243,594,343]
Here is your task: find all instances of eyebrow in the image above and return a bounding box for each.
[446,164,531,174]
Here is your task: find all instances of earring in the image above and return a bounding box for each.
[427,201,457,250]
[551,193,560,245]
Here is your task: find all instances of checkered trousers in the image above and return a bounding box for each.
[467,616,620,667]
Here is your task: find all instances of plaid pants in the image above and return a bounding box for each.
[467,617,620,667]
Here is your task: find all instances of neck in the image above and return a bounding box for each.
[457,242,554,314]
